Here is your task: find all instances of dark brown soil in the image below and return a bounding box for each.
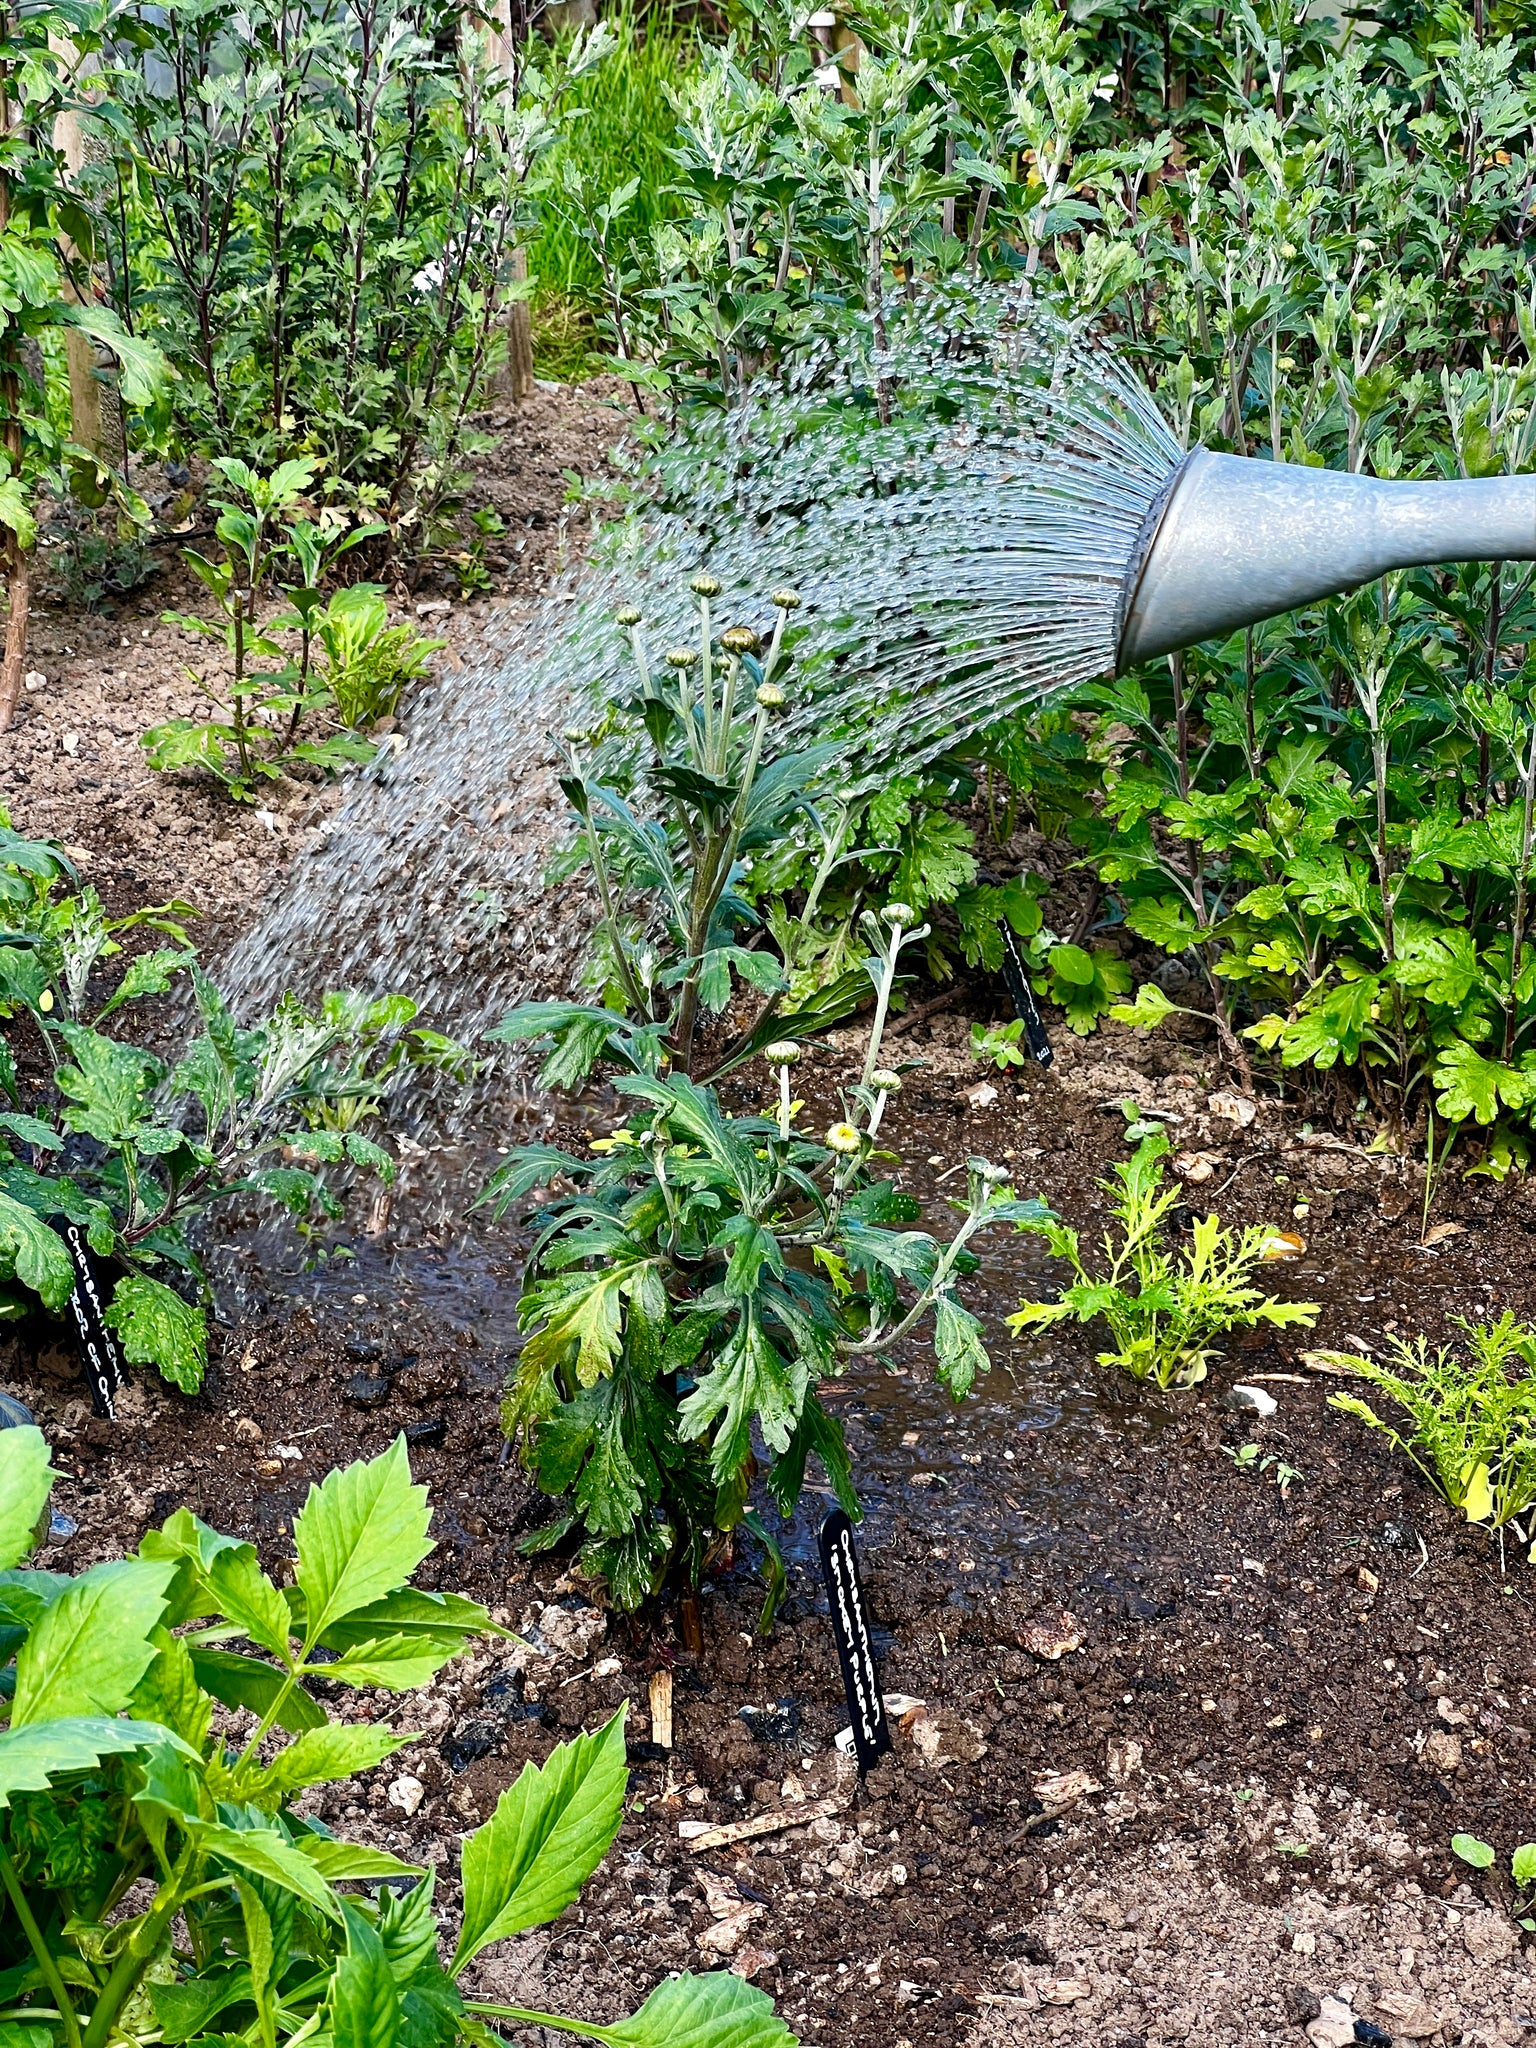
[5,387,1536,2044]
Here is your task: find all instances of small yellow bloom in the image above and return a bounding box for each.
[826,1122,862,1155]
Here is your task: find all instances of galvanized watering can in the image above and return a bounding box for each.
[1115,448,1536,671]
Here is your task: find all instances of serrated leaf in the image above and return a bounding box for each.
[0,1192,74,1310]
[452,1710,628,1970]
[0,1425,52,1570]
[12,1556,176,1724]
[602,1972,798,2048]
[249,1723,409,1805]
[294,1438,433,1642]
[297,1836,425,1881]
[198,1821,342,1918]
[314,1633,463,1691]
[104,1274,207,1392]
[333,1903,400,2048]
[1109,982,1178,1030]
[206,1545,293,1656]
[0,1715,193,1809]
[188,1646,327,1731]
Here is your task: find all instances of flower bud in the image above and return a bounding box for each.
[825,1122,862,1155]
[690,572,722,597]
[755,681,786,710]
[616,605,643,626]
[763,1040,801,1067]
[771,587,802,610]
[721,625,761,655]
[664,647,696,669]
[870,1069,902,1093]
[883,901,916,926]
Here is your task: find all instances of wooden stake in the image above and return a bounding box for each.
[648,1668,673,1750]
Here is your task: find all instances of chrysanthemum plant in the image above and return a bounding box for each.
[480,578,1048,1635]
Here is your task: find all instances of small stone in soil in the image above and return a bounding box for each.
[344,1337,383,1362]
[404,1417,447,1449]
[626,1740,670,1764]
[344,1372,391,1408]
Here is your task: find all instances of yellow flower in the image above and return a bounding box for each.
[826,1122,862,1155]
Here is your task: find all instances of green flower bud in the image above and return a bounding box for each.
[884,901,916,926]
[826,1122,862,1155]
[755,681,786,709]
[771,587,801,610]
[721,625,761,655]
[690,572,722,597]
[616,605,643,626]
[763,1040,801,1067]
[664,647,696,669]
[870,1069,902,1093]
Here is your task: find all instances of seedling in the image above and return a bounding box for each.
[1009,1130,1319,1389]
[1224,1441,1305,1490]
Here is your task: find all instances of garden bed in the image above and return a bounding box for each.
[6,994,1536,2045]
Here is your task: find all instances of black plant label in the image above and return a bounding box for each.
[48,1217,125,1419]
[819,1508,892,1775]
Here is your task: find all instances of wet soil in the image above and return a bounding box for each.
[5,389,1536,2042]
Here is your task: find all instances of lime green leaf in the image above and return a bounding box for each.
[333,1903,400,2048]
[1512,1843,1536,1887]
[452,1711,628,1971]
[298,1837,425,1882]
[0,1425,52,1570]
[0,1192,74,1310]
[104,1275,207,1392]
[0,476,35,551]
[1451,1833,1495,1870]
[256,1723,409,1803]
[0,1715,193,1809]
[206,1544,294,1656]
[11,1557,176,1724]
[294,1437,433,1641]
[1109,982,1179,1031]
[1460,1461,1494,1524]
[602,1972,797,2048]
[316,1634,465,1690]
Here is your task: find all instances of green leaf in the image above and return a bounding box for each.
[311,1633,464,1691]
[298,1837,425,1882]
[452,1710,628,1972]
[0,1192,74,1310]
[251,1723,409,1804]
[294,1437,433,1641]
[601,1972,797,2048]
[0,1716,193,1809]
[933,1294,989,1400]
[333,1903,400,2048]
[104,1275,208,1392]
[0,476,36,550]
[0,1425,52,1570]
[188,1646,327,1731]
[206,1545,294,1656]
[198,1821,342,1918]
[11,1556,176,1724]
[1109,982,1179,1030]
[1451,1832,1495,1870]
[1513,1843,1536,1887]
[150,1970,253,2045]
[1433,1040,1536,1126]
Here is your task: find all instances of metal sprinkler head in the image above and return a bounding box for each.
[1116,446,1536,672]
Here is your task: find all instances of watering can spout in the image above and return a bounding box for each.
[1115,446,1536,672]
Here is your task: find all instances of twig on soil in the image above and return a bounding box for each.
[888,990,958,1036]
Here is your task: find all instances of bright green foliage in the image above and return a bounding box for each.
[0,810,455,1388]
[971,1019,1028,1070]
[141,463,442,800]
[1008,1131,1319,1389]
[1317,1314,1536,1530]
[0,1434,790,2048]
[1452,1833,1496,1870]
[483,615,1049,1610]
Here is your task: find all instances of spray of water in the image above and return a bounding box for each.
[218,287,1178,1130]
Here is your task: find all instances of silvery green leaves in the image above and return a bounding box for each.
[0,1441,794,2048]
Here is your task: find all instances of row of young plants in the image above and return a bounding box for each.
[6,569,1536,1623]
[531,0,1536,1166]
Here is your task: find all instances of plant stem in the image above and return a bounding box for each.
[464,2001,626,2045]
[0,1847,82,2048]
